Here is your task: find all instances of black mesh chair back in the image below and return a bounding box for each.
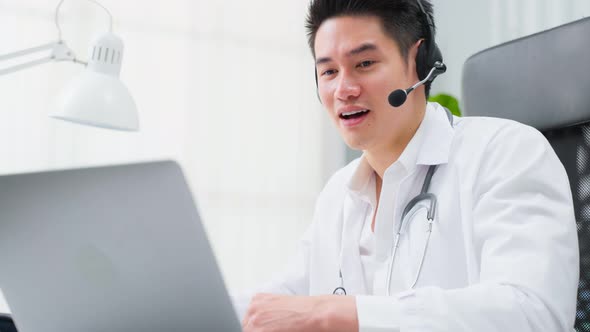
[462,17,590,331]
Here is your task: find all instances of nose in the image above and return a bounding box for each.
[334,73,361,101]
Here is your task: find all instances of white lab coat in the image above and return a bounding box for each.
[235,102,579,331]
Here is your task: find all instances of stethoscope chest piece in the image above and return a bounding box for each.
[333,269,347,295]
[333,287,346,295]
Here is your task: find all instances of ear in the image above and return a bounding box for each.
[409,39,423,80]
[414,38,429,81]
[410,39,423,58]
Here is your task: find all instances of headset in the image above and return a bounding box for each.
[415,0,444,83]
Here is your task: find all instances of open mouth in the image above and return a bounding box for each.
[340,109,370,120]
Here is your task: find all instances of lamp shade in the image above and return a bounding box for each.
[52,32,139,131]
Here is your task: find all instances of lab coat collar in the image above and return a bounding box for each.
[415,102,455,166]
[346,102,454,195]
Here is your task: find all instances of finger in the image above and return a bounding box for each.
[242,295,261,328]
[242,305,254,327]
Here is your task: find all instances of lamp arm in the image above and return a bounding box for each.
[55,0,113,40]
[0,42,56,61]
[0,0,114,76]
[0,41,83,76]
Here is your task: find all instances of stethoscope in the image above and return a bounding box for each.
[333,108,453,296]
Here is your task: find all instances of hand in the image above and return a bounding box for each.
[242,293,358,332]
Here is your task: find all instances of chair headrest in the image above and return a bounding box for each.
[462,17,590,131]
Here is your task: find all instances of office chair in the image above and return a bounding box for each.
[462,17,590,331]
[0,313,16,332]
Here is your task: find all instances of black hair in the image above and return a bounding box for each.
[305,0,436,96]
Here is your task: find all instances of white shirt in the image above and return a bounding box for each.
[234,102,579,332]
[353,117,424,295]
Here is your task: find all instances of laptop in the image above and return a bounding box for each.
[0,161,242,332]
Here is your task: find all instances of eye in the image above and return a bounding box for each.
[357,60,375,68]
[321,68,337,77]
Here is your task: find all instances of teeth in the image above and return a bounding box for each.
[342,109,368,116]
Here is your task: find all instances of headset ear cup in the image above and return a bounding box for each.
[314,69,322,104]
[415,41,428,81]
[316,89,322,104]
[432,43,443,66]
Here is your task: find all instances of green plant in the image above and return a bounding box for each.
[428,93,461,116]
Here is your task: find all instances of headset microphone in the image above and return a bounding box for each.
[388,61,446,107]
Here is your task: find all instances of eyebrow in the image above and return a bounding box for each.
[315,43,378,66]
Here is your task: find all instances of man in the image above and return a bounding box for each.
[238,0,579,331]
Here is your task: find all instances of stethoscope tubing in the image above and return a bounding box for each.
[333,108,452,296]
[386,165,438,296]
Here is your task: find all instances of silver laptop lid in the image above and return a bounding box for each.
[0,160,241,332]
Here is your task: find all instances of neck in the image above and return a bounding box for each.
[365,100,426,179]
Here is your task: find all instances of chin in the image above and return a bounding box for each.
[342,135,369,151]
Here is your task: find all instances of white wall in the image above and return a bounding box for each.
[431,0,590,103]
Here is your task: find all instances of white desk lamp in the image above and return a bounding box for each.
[0,0,139,131]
